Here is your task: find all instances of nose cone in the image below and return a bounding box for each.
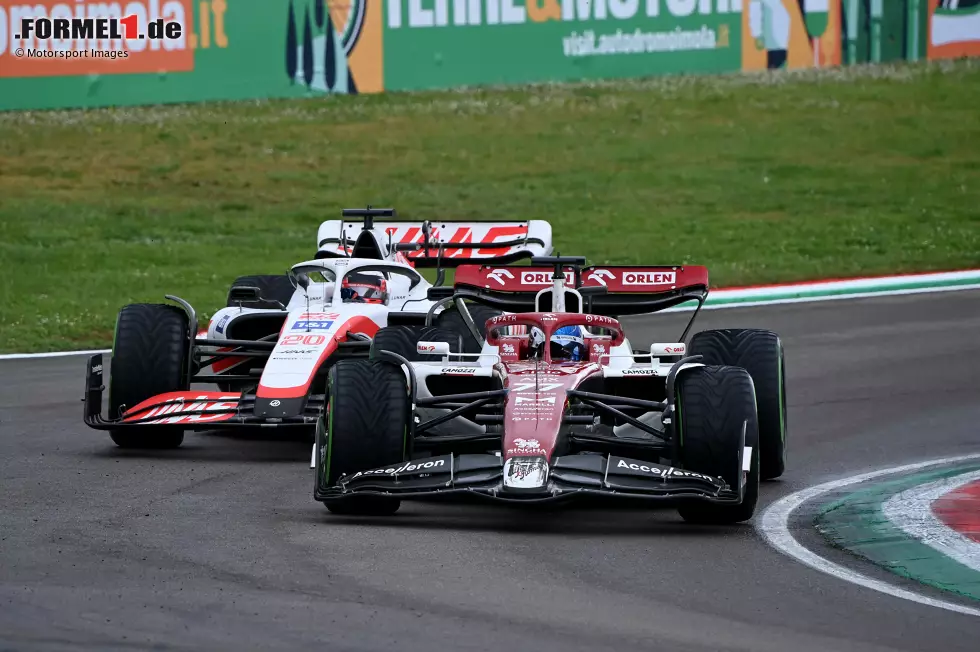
[503,387,566,461]
[500,361,598,492]
[502,456,550,492]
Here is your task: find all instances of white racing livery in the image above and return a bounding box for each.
[201,256,435,397]
[82,208,552,450]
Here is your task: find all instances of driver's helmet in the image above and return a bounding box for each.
[550,325,586,361]
[340,272,388,304]
[529,326,547,358]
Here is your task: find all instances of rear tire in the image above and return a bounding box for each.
[108,304,189,449]
[435,302,501,353]
[316,360,410,516]
[227,274,295,310]
[370,325,465,362]
[689,328,786,480]
[219,274,294,392]
[674,365,760,525]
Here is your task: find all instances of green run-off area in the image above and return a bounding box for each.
[1,60,978,353]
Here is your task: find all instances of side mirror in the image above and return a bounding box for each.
[295,273,310,290]
[417,341,450,356]
[651,342,686,356]
[427,287,455,300]
[227,286,262,303]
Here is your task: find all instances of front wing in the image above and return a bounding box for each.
[83,354,321,430]
[315,452,748,505]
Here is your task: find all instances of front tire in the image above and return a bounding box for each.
[315,360,410,515]
[674,365,760,525]
[689,328,786,480]
[108,304,189,449]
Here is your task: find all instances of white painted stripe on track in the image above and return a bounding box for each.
[662,282,980,312]
[709,269,980,298]
[0,348,111,361]
[758,454,980,618]
[883,471,980,575]
[3,270,980,361]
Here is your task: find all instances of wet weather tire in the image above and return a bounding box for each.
[435,302,502,353]
[674,365,760,525]
[108,304,189,449]
[689,328,786,480]
[316,360,410,516]
[227,274,295,310]
[370,325,466,362]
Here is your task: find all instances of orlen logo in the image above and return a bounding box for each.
[487,268,515,286]
[623,271,675,286]
[521,271,574,285]
[586,269,615,286]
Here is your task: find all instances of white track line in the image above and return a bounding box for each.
[3,272,980,361]
[0,348,111,361]
[883,471,980,575]
[663,282,980,312]
[757,454,980,618]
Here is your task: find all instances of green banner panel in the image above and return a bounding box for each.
[382,0,743,90]
[2,2,977,111]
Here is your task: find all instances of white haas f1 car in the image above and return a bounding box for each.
[83,208,552,449]
[313,256,787,524]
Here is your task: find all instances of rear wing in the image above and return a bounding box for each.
[449,264,709,316]
[315,208,553,267]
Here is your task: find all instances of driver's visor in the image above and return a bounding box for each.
[346,284,384,299]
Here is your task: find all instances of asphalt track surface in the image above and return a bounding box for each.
[2,291,980,651]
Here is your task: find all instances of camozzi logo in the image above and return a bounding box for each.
[386,0,742,28]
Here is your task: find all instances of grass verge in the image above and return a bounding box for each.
[1,59,978,353]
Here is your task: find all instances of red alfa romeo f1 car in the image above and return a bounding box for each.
[313,256,787,524]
